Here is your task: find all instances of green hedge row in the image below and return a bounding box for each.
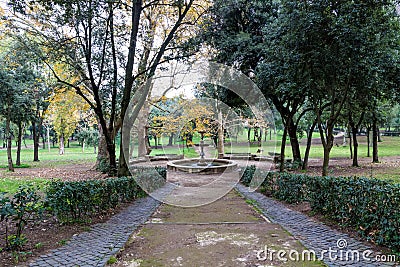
[243,170,400,251]
[45,176,146,223]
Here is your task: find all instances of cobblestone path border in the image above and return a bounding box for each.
[236,184,397,267]
[29,196,160,267]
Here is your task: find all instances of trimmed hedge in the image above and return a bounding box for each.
[45,176,146,223]
[251,171,400,251]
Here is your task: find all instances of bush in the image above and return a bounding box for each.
[0,185,44,250]
[96,157,111,174]
[272,173,308,204]
[45,176,146,223]
[244,170,400,252]
[130,166,167,180]
[240,165,257,186]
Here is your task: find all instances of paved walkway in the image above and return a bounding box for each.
[236,184,397,267]
[29,183,398,267]
[29,196,161,267]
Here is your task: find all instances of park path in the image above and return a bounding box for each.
[113,190,324,267]
[28,181,397,267]
[28,144,398,267]
[28,196,161,267]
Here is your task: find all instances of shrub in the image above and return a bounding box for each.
[272,172,307,204]
[0,185,43,250]
[242,170,400,251]
[240,165,257,186]
[45,176,146,223]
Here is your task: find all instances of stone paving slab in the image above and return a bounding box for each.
[28,196,160,267]
[236,184,399,267]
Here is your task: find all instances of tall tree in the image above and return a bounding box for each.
[8,0,208,175]
[201,0,306,166]
[278,0,400,175]
[0,38,37,170]
[47,89,90,155]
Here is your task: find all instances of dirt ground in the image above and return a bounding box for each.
[1,163,107,181]
[298,156,400,179]
[0,203,129,267]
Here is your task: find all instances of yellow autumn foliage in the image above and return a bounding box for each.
[47,89,90,142]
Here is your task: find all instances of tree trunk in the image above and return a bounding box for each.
[96,124,110,167]
[319,123,334,177]
[82,139,85,153]
[378,128,382,142]
[217,110,224,159]
[348,126,353,159]
[372,116,379,163]
[42,132,45,150]
[16,121,22,166]
[287,119,302,163]
[59,134,65,155]
[168,133,174,146]
[32,120,40,161]
[351,126,359,167]
[279,126,288,172]
[322,145,331,176]
[247,127,251,142]
[138,101,150,158]
[302,120,316,170]
[118,125,131,177]
[366,127,371,157]
[6,108,14,172]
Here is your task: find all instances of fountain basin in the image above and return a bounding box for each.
[167,158,237,174]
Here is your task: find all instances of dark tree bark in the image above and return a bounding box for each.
[279,126,288,172]
[372,115,379,163]
[351,126,359,167]
[32,120,40,162]
[6,106,14,172]
[270,96,303,164]
[16,121,23,166]
[168,133,174,146]
[287,119,302,163]
[318,121,335,177]
[348,111,364,167]
[96,123,110,166]
[302,120,316,170]
[366,126,371,157]
[348,127,353,159]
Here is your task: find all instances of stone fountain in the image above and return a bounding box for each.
[167,139,237,174]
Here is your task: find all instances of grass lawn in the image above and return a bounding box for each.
[0,177,48,195]
[0,142,97,169]
[226,134,400,159]
[149,145,199,158]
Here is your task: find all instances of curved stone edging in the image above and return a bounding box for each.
[166,158,237,174]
